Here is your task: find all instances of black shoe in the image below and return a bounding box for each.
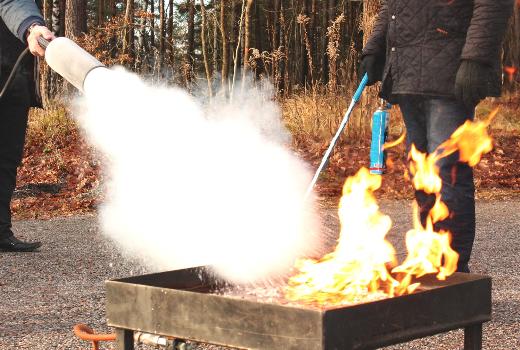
[0,235,41,252]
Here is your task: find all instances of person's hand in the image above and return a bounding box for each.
[359,55,384,86]
[454,60,490,109]
[26,25,55,57]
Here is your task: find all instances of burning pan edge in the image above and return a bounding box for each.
[106,267,491,350]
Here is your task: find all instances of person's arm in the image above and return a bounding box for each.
[455,0,514,108]
[361,1,389,59]
[0,0,44,42]
[359,1,388,85]
[460,0,514,65]
[0,0,54,57]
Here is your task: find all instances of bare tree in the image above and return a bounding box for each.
[220,0,229,92]
[242,0,253,80]
[97,0,104,26]
[65,0,87,39]
[200,0,213,97]
[168,0,174,65]
[122,0,135,64]
[159,0,165,71]
[184,0,195,87]
[150,0,155,48]
[212,0,218,75]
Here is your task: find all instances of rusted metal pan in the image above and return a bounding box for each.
[106,267,491,350]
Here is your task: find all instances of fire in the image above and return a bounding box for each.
[383,131,406,150]
[436,109,497,166]
[287,112,497,307]
[286,168,398,305]
[504,66,517,82]
[392,205,458,281]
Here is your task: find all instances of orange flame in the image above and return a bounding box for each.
[436,109,497,167]
[392,204,458,281]
[286,168,398,305]
[286,112,497,307]
[383,131,406,151]
[504,66,517,83]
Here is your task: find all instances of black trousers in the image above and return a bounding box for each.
[0,69,30,239]
[398,95,476,273]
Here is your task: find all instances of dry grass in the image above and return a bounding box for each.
[283,91,519,151]
[26,92,518,154]
[477,95,520,132]
[26,102,76,149]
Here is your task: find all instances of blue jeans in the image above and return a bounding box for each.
[397,96,475,273]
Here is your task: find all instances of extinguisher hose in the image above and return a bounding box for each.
[0,37,50,101]
[0,47,30,100]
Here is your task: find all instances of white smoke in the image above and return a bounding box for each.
[77,67,321,283]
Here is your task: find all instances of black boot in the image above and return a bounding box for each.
[0,168,41,252]
[0,234,41,252]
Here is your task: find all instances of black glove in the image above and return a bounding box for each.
[359,55,384,86]
[454,60,490,109]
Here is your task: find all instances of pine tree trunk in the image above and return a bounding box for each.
[122,0,135,65]
[200,0,213,96]
[97,0,104,26]
[41,0,53,107]
[220,0,229,92]
[139,0,149,72]
[65,0,85,39]
[168,0,174,66]
[272,0,280,89]
[242,0,253,79]
[503,3,520,91]
[185,0,195,87]
[212,0,218,76]
[159,0,165,72]
[150,0,155,48]
[320,0,329,84]
[230,0,238,78]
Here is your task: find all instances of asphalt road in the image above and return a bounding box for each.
[0,200,519,350]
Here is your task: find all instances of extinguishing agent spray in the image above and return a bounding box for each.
[369,100,391,175]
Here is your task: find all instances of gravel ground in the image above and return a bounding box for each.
[0,200,518,350]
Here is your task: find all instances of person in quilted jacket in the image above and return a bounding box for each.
[359,0,514,272]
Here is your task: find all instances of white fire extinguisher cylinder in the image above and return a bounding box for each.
[44,37,106,92]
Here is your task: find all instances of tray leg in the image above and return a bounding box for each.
[464,323,482,350]
[115,328,134,350]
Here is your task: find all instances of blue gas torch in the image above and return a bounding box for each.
[369,100,391,175]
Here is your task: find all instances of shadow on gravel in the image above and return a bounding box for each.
[13,183,64,199]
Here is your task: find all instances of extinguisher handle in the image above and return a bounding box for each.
[37,36,50,50]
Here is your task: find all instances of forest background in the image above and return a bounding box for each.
[15,0,520,218]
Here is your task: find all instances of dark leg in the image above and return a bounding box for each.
[397,96,433,226]
[0,78,30,239]
[0,167,18,238]
[464,323,482,350]
[426,98,476,272]
[115,328,134,350]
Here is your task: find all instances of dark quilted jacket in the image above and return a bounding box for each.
[362,0,514,102]
[0,0,44,107]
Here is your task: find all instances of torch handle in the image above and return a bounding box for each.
[303,73,368,200]
[37,36,50,50]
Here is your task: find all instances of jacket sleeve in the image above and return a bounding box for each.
[0,0,44,43]
[362,0,388,58]
[460,0,514,65]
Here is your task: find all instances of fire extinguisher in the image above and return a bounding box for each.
[369,100,391,175]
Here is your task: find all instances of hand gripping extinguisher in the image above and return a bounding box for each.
[369,100,391,175]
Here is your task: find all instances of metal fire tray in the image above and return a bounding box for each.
[106,267,491,350]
